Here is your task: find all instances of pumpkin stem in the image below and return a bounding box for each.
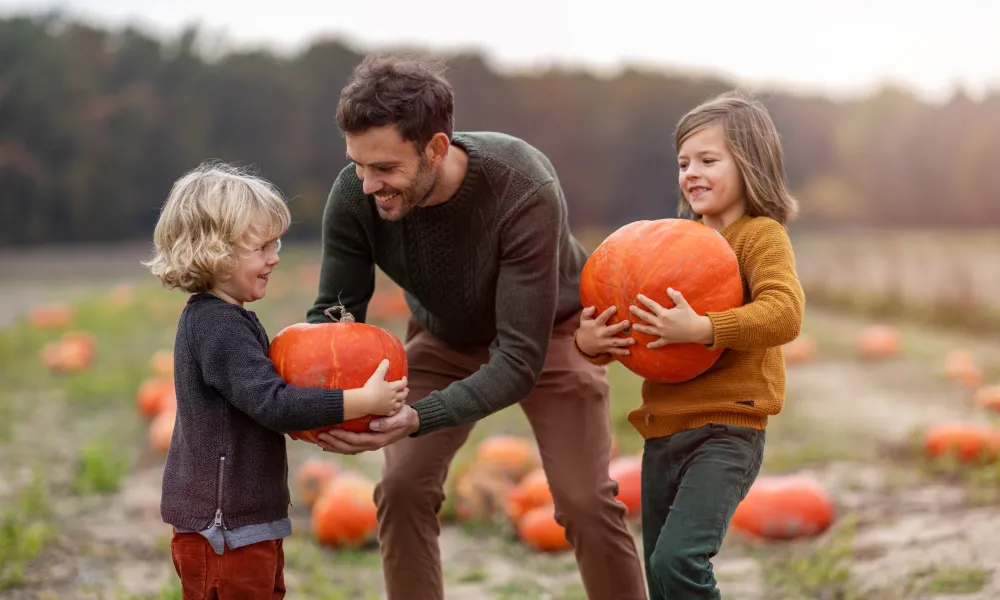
[323,304,356,324]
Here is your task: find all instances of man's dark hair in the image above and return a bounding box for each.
[336,54,455,148]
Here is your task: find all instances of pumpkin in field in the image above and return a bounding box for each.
[28,303,74,329]
[974,385,1000,413]
[580,219,744,383]
[474,435,541,480]
[923,423,1000,464]
[783,335,817,365]
[149,349,174,378]
[609,455,642,518]
[39,331,96,373]
[943,349,984,390]
[517,504,572,552]
[857,325,901,359]
[268,306,407,441]
[730,475,835,540]
[135,377,176,418]
[296,458,338,507]
[506,468,553,522]
[149,408,175,454]
[311,473,378,547]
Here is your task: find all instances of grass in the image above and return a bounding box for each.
[913,565,991,595]
[73,438,130,495]
[0,470,55,590]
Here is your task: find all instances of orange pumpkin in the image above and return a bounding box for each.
[974,385,1000,413]
[39,331,96,373]
[943,350,984,390]
[474,435,541,480]
[149,349,174,378]
[730,475,835,540]
[923,423,1000,464]
[517,504,572,552]
[858,325,901,359]
[295,458,338,507]
[28,303,74,329]
[506,468,553,522]
[783,335,816,364]
[580,219,744,383]
[609,456,642,517]
[311,474,378,547]
[268,306,407,440]
[149,408,176,454]
[135,377,176,419]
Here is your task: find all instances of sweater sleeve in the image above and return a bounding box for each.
[706,220,805,350]
[192,310,346,432]
[306,171,376,325]
[409,181,562,435]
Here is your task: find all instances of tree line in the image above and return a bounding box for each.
[1,13,998,246]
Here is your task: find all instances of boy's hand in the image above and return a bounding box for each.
[360,359,408,417]
[629,288,714,348]
[576,305,635,357]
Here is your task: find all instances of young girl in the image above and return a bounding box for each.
[144,161,408,598]
[575,91,805,600]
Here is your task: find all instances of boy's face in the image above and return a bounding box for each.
[345,125,440,222]
[214,238,281,306]
[677,123,746,224]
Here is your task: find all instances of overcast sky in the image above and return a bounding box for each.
[4,0,999,102]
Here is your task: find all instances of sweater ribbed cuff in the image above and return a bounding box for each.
[572,333,615,366]
[707,311,741,351]
[323,389,345,427]
[410,394,455,437]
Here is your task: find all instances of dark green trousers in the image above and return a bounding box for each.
[641,423,765,600]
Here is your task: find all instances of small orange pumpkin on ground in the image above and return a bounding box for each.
[135,377,176,419]
[268,306,407,440]
[857,325,901,359]
[923,423,1000,464]
[943,349,984,390]
[149,349,174,378]
[296,458,339,508]
[506,468,553,522]
[974,385,1000,413]
[609,455,642,518]
[730,475,835,540]
[311,474,378,548]
[580,218,744,383]
[517,504,572,552]
[783,336,817,365]
[28,303,74,329]
[149,408,176,454]
[474,435,541,480]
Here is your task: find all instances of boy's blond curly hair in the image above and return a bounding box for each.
[143,161,291,294]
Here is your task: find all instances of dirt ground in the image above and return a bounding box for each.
[2,243,998,599]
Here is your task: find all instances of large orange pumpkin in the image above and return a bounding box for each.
[729,475,835,540]
[580,219,744,383]
[268,307,407,440]
[474,435,541,480]
[517,504,572,552]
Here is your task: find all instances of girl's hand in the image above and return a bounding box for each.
[629,288,714,348]
[575,305,635,357]
[344,359,409,420]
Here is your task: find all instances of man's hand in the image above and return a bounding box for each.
[315,404,421,455]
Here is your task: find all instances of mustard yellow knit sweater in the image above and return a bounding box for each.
[577,215,805,440]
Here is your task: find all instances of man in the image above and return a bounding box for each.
[306,54,646,600]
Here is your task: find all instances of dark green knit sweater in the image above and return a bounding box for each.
[306,132,588,435]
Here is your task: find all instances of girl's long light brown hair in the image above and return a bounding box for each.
[675,91,799,224]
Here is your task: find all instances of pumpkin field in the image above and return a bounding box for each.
[1,234,999,600]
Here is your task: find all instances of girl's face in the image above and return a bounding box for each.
[677,123,746,229]
[212,237,281,306]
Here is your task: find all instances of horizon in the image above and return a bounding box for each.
[2,0,999,104]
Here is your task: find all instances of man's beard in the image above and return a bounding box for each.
[376,164,438,222]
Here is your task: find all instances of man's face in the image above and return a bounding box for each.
[346,125,437,221]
